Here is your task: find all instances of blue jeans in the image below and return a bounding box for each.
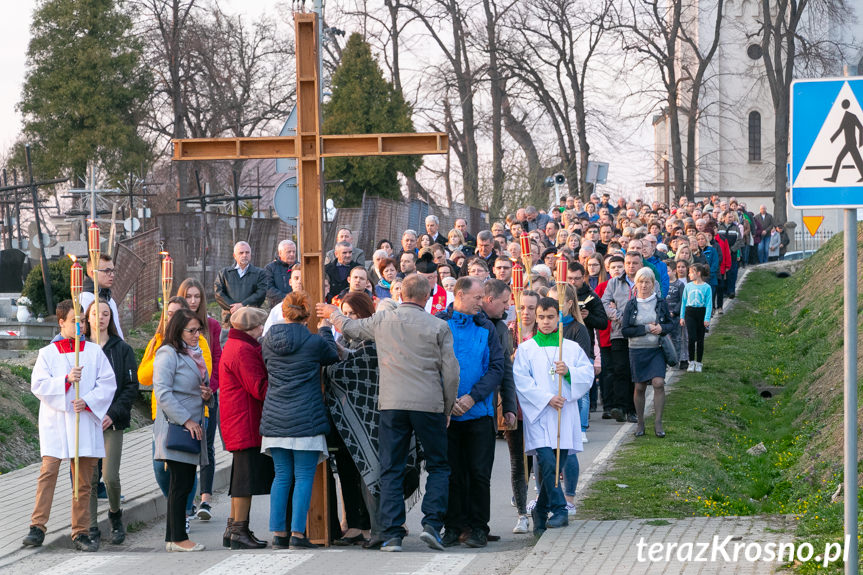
[269,448,320,534]
[757,239,769,263]
[563,451,580,498]
[199,394,219,496]
[726,257,739,296]
[535,447,568,517]
[152,441,196,514]
[578,393,589,432]
[379,410,449,539]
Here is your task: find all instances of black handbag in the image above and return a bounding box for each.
[165,418,201,454]
[661,334,679,367]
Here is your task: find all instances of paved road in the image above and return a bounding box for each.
[4,413,630,575]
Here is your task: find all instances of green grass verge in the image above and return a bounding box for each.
[579,245,862,573]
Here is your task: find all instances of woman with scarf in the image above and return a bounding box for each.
[152,309,215,552]
[622,268,674,438]
[374,258,397,299]
[326,293,376,545]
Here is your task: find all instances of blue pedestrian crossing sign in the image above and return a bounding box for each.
[790,77,863,208]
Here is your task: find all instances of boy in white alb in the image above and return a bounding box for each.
[23,300,116,552]
[513,297,593,535]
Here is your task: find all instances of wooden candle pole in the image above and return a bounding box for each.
[554,258,568,487]
[88,223,101,346]
[161,253,173,329]
[69,256,84,501]
[519,235,532,289]
[511,262,528,485]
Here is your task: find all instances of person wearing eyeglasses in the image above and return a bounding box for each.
[153,309,215,552]
[80,254,124,339]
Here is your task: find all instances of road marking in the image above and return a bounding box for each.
[410,554,475,574]
[197,553,314,575]
[39,555,139,574]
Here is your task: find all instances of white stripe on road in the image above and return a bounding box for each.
[197,553,314,575]
[410,554,475,575]
[39,555,139,574]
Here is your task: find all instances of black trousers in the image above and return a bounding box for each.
[165,460,196,543]
[610,339,635,413]
[445,416,496,535]
[599,346,613,409]
[504,421,534,516]
[685,306,707,362]
[330,429,371,531]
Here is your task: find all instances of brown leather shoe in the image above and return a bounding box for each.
[223,518,233,548]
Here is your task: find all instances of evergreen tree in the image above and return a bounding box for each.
[18,0,151,182]
[323,33,421,207]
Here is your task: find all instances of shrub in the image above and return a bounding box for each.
[21,257,73,317]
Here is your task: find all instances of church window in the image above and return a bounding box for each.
[748,111,761,162]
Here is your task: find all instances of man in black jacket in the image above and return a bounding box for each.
[324,242,361,303]
[265,240,297,307]
[214,241,267,330]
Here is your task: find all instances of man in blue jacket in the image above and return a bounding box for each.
[436,277,504,548]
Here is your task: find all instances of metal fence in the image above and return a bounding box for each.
[114,228,161,333]
[156,213,289,297]
[789,229,835,253]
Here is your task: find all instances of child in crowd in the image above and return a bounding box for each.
[680,264,712,372]
[512,297,593,536]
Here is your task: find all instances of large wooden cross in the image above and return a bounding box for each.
[171,11,448,545]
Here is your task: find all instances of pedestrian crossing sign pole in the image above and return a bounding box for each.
[790,76,862,575]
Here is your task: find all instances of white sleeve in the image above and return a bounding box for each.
[31,348,70,412]
[565,341,595,402]
[513,344,554,424]
[80,348,117,421]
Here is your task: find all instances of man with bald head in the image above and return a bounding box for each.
[215,241,267,326]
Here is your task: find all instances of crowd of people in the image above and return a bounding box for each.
[21,191,782,553]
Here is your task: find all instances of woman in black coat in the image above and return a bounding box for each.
[260,291,339,550]
[621,268,675,438]
[84,299,139,545]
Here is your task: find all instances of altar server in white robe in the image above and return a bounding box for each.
[22,299,116,552]
[513,296,593,535]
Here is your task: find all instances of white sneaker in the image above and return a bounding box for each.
[687,362,696,372]
[566,502,577,518]
[581,431,589,444]
[513,515,530,534]
[695,362,703,372]
[526,499,538,513]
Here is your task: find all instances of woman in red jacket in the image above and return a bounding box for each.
[218,307,272,550]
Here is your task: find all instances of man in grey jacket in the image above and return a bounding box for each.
[316,274,460,553]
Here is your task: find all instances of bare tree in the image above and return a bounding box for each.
[500,0,612,203]
[132,0,199,203]
[757,0,846,224]
[402,0,482,208]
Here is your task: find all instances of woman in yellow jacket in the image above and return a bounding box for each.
[139,296,213,526]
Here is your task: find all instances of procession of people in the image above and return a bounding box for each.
[21,192,771,553]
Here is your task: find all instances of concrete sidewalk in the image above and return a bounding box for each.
[0,425,231,568]
[511,516,791,574]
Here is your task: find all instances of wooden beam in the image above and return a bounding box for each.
[172,132,447,161]
[172,136,298,161]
